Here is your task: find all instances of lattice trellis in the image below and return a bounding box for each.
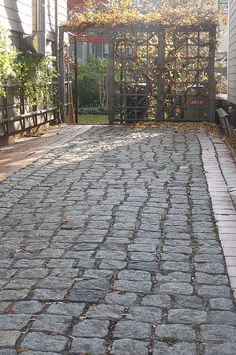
[59,23,216,124]
[108,25,216,123]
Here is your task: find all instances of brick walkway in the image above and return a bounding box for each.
[0,125,92,182]
[0,125,235,355]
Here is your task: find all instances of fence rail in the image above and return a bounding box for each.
[0,107,58,136]
[0,83,58,137]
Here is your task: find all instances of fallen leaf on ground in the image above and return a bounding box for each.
[50,331,60,336]
[74,277,86,282]
[16,349,28,353]
[79,315,87,320]
[5,303,14,314]
[108,284,124,294]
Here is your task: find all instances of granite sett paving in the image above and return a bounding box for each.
[0,125,236,354]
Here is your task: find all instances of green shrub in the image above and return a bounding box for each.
[78,106,108,115]
[15,53,58,107]
[0,24,18,97]
[0,24,57,107]
[77,55,108,107]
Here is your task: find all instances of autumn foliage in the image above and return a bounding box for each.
[68,0,108,12]
[64,0,225,31]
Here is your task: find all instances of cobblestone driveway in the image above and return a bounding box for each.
[0,126,235,355]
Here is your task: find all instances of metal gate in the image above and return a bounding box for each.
[108,25,216,124]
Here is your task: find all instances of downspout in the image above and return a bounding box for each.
[25,0,46,54]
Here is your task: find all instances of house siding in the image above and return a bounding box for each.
[0,0,67,39]
[0,0,32,34]
[45,0,67,35]
[228,0,236,104]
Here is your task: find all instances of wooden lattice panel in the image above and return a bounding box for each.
[108,25,216,123]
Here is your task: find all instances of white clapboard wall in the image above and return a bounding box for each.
[0,0,67,41]
[229,0,236,105]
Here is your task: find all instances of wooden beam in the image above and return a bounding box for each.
[60,24,213,35]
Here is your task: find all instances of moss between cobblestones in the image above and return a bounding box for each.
[27,283,38,297]
[159,336,177,344]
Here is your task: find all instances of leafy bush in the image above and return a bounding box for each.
[77,55,108,107]
[0,24,18,97]
[0,24,58,108]
[78,106,108,115]
[15,54,58,107]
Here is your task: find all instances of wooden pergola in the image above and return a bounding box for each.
[59,21,216,124]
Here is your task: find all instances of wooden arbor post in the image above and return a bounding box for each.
[58,26,65,122]
[156,27,165,121]
[208,25,217,123]
[108,33,115,124]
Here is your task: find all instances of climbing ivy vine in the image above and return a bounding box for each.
[0,24,58,108]
[0,24,18,97]
[15,54,58,108]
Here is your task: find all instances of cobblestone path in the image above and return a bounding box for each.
[0,126,235,355]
